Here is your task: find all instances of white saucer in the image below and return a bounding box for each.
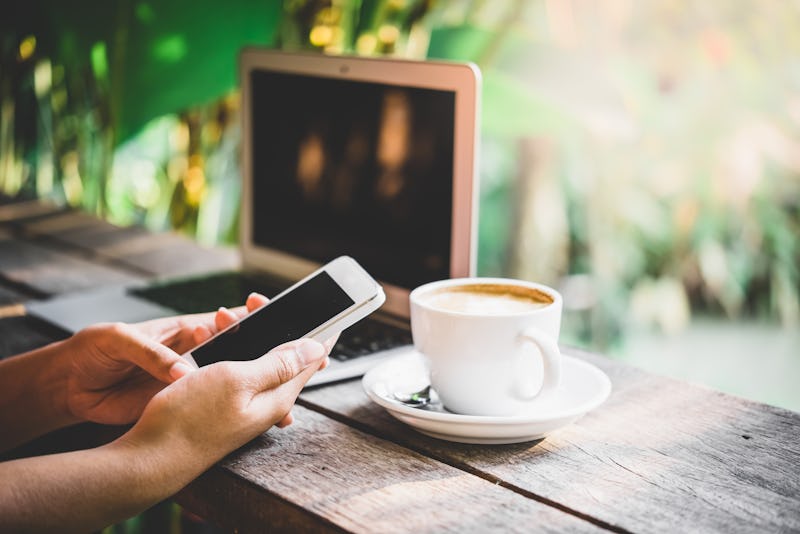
[362,351,611,444]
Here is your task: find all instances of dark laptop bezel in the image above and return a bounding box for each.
[238,48,481,319]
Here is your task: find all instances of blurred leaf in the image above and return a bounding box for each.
[115,0,281,143]
[17,0,282,144]
[481,71,573,138]
[427,24,494,63]
[90,41,108,79]
[428,24,575,137]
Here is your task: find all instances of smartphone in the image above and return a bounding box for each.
[184,256,385,367]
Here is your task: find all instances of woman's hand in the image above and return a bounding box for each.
[61,294,275,426]
[0,292,336,533]
[0,328,331,534]
[121,291,335,468]
[122,335,329,468]
[210,293,334,428]
[0,304,227,451]
[63,321,196,425]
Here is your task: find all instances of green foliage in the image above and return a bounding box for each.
[3,0,799,353]
[2,0,282,145]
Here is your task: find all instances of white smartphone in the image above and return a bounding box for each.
[183,256,385,367]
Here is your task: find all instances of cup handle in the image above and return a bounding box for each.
[516,327,561,400]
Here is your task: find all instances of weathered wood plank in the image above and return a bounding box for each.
[0,237,143,295]
[0,284,32,306]
[105,238,239,279]
[177,405,603,534]
[9,209,102,235]
[15,209,239,279]
[0,198,66,223]
[4,198,798,532]
[0,422,126,462]
[0,316,67,358]
[299,348,800,534]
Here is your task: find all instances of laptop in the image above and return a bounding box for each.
[27,48,481,386]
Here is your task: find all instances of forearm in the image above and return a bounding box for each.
[0,340,79,452]
[0,435,205,533]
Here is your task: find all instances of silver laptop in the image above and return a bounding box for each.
[27,48,481,386]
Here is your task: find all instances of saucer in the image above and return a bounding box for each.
[362,351,611,444]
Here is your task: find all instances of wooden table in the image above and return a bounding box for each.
[2,197,799,533]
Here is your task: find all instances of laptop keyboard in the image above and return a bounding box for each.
[130,271,412,363]
[130,271,281,314]
[330,318,412,361]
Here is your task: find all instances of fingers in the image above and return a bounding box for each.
[246,339,329,424]
[214,307,240,332]
[246,292,269,312]
[275,412,294,428]
[142,293,269,347]
[192,324,213,346]
[242,339,326,392]
[323,333,339,353]
[213,293,270,332]
[98,323,193,384]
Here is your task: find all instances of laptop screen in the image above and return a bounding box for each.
[250,69,455,290]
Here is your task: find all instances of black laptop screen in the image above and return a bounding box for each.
[250,69,454,289]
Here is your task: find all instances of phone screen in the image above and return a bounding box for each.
[191,271,355,366]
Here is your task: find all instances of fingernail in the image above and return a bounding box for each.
[295,339,325,368]
[169,361,194,380]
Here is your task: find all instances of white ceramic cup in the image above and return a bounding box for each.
[409,278,562,416]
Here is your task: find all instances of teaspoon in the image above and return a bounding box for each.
[392,385,432,407]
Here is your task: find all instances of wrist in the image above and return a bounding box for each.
[104,437,190,502]
[116,415,212,494]
[0,338,81,451]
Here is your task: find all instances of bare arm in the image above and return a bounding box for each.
[0,337,328,533]
[0,340,79,452]
[0,292,331,533]
[0,306,233,453]
[0,438,190,532]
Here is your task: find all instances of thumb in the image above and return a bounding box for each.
[245,339,326,391]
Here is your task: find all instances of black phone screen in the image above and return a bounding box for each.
[190,271,354,366]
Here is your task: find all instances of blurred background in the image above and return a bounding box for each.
[2,0,799,418]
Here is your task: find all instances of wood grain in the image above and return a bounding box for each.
[0,284,33,306]
[4,197,799,533]
[0,198,66,223]
[299,348,800,533]
[177,405,603,534]
[14,210,239,278]
[0,238,143,295]
[0,422,126,462]
[0,316,67,358]
[104,237,239,278]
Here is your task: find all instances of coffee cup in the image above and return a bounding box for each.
[409,278,562,416]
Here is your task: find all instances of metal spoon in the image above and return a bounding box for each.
[392,384,432,407]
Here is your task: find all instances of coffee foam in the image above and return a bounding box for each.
[421,283,553,315]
